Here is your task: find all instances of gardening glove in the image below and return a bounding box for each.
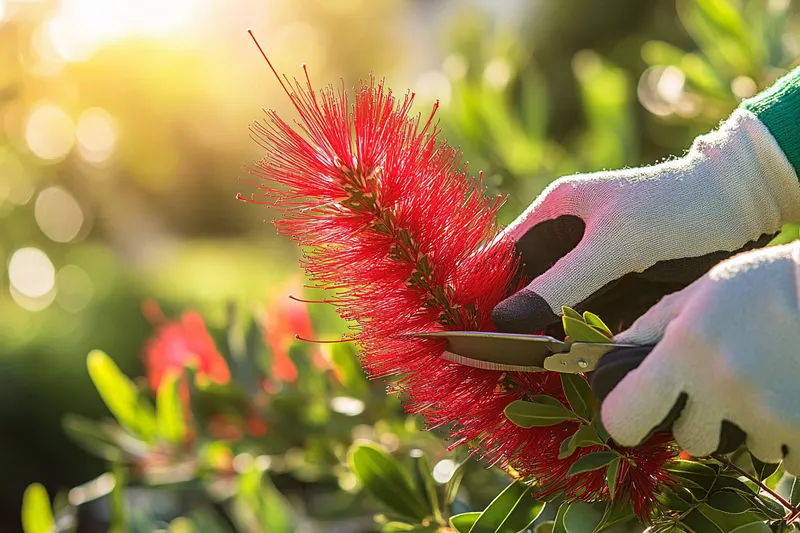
[600,240,800,473]
[492,67,800,334]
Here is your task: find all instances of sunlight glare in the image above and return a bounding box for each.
[48,0,213,62]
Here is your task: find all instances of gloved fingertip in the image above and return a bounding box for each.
[491,290,559,333]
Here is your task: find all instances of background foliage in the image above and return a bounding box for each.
[1,0,799,531]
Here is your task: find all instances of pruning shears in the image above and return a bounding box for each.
[410,330,654,411]
[413,331,745,452]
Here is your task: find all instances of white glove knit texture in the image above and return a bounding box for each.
[605,241,800,473]
[505,109,800,314]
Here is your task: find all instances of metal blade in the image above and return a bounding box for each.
[409,331,568,372]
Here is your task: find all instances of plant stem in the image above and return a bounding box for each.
[711,453,798,521]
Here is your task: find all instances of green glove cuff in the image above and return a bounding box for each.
[742,67,800,178]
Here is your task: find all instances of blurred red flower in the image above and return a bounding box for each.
[258,277,313,384]
[143,306,230,393]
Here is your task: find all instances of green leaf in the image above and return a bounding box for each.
[504,400,578,428]
[236,461,294,533]
[572,425,604,447]
[698,504,766,532]
[535,522,555,533]
[61,414,122,461]
[22,484,54,533]
[156,372,186,446]
[563,501,605,533]
[558,434,578,460]
[561,306,584,321]
[592,419,610,443]
[560,374,595,420]
[563,317,613,344]
[348,444,429,521]
[582,312,613,338]
[681,507,723,533]
[606,458,620,501]
[552,503,569,533]
[87,350,157,440]
[728,523,772,533]
[415,456,442,523]
[707,491,756,514]
[470,480,545,533]
[750,453,781,482]
[594,500,635,532]
[445,461,466,505]
[567,452,617,478]
[451,513,481,533]
[790,476,800,506]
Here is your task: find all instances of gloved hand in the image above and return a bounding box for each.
[492,102,800,334]
[600,241,800,472]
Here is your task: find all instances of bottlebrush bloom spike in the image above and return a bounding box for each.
[241,31,674,518]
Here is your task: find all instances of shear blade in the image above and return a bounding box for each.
[409,331,566,371]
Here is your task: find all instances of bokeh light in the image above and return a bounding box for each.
[330,396,365,417]
[8,247,57,311]
[25,103,75,162]
[0,0,6,26]
[35,186,84,242]
[432,459,457,484]
[76,107,117,164]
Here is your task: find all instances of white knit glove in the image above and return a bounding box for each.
[492,109,800,334]
[602,241,800,472]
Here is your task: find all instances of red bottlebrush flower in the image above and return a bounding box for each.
[240,34,675,517]
[144,309,230,392]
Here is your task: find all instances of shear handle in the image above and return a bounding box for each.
[590,345,745,454]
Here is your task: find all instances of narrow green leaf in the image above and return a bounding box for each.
[451,512,481,533]
[563,317,613,344]
[535,522,555,533]
[728,523,771,533]
[606,458,620,501]
[567,452,617,478]
[470,480,545,533]
[592,418,610,443]
[529,395,569,408]
[156,372,186,446]
[698,504,765,532]
[558,433,578,460]
[572,425,604,447]
[87,350,156,440]
[593,500,635,532]
[61,414,122,461]
[560,374,594,420]
[790,476,800,506]
[552,504,568,533]
[563,501,604,533]
[415,456,442,523]
[561,306,584,321]
[750,454,780,481]
[582,312,613,338]
[348,444,429,520]
[22,484,54,533]
[504,400,578,428]
[445,460,466,505]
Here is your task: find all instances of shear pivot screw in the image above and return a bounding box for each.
[561,361,568,367]
[577,359,588,369]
